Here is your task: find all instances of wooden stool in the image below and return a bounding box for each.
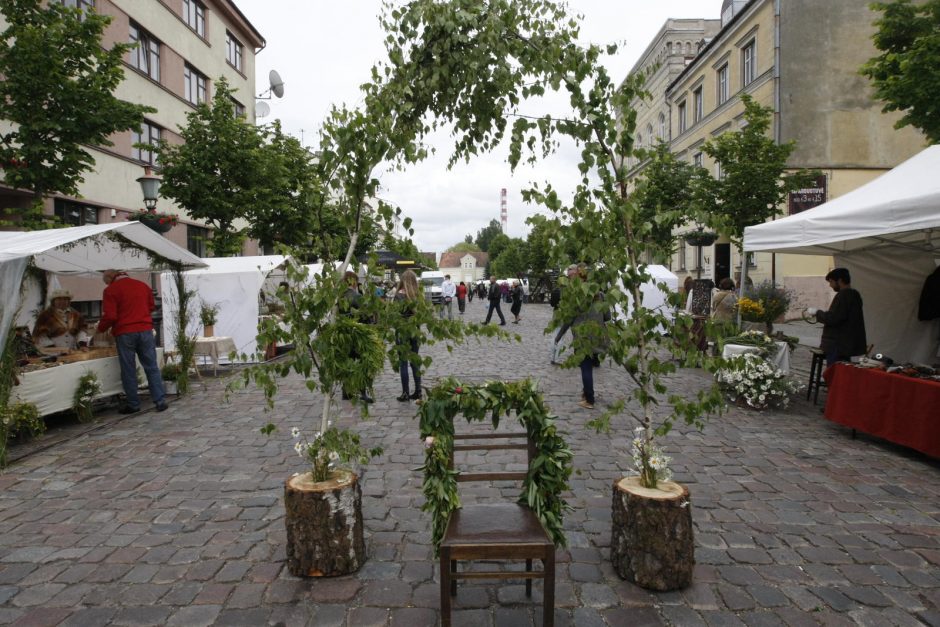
[807,348,826,405]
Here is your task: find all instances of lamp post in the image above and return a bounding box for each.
[683,225,718,281]
[137,166,164,345]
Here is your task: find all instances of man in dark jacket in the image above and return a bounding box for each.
[809,268,867,366]
[483,275,506,325]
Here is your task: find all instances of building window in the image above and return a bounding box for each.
[637,133,643,149]
[693,87,703,123]
[183,0,205,37]
[678,239,687,271]
[716,160,723,180]
[677,100,687,133]
[231,98,245,118]
[184,64,207,104]
[59,0,94,10]
[693,152,703,168]
[187,225,208,257]
[658,113,666,140]
[226,32,244,72]
[54,199,98,226]
[717,63,729,105]
[129,23,160,81]
[131,120,161,164]
[646,124,653,147]
[742,40,756,86]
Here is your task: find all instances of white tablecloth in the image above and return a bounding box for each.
[193,336,237,373]
[13,349,164,417]
[722,341,790,374]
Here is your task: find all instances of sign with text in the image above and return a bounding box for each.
[788,175,828,214]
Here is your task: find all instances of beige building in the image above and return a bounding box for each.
[438,252,490,285]
[629,0,925,311]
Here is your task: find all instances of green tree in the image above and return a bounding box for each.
[155,78,264,256]
[490,237,529,277]
[487,232,512,260]
[633,142,703,262]
[524,215,556,277]
[696,94,816,251]
[474,219,503,251]
[861,0,940,144]
[0,0,154,225]
[464,233,473,244]
[446,241,482,253]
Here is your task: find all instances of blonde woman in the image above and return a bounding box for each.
[394,270,423,401]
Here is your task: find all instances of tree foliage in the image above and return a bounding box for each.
[474,218,504,251]
[0,0,154,224]
[696,94,816,249]
[490,237,529,277]
[861,0,940,144]
[446,241,482,253]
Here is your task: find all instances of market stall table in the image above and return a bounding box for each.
[823,363,940,458]
[721,341,791,374]
[13,348,164,417]
[193,336,237,375]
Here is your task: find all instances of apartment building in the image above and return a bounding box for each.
[0,0,264,263]
[627,0,924,309]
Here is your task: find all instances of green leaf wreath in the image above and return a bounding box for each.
[417,378,573,553]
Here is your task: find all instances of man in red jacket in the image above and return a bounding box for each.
[97,269,168,413]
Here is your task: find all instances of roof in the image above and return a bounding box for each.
[439,251,489,268]
[218,0,265,49]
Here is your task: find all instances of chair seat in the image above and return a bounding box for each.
[442,503,552,548]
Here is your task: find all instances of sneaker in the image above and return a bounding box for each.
[578,399,594,409]
[155,402,168,412]
[118,405,139,414]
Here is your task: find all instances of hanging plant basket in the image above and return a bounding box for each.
[683,231,718,247]
[136,215,174,234]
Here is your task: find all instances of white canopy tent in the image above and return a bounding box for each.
[615,265,679,332]
[743,145,940,363]
[160,255,288,362]
[0,222,207,350]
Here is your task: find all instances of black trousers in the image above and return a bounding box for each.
[484,299,505,324]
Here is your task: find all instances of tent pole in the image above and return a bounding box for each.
[737,250,748,328]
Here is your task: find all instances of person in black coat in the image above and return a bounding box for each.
[510,280,523,323]
[483,275,506,325]
[808,268,867,366]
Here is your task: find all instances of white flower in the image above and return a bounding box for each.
[424,436,436,449]
[291,427,300,438]
[329,451,339,461]
[293,441,304,456]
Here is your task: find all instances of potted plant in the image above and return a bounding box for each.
[199,300,219,337]
[161,363,181,395]
[716,352,801,410]
[682,226,719,248]
[738,280,793,335]
[127,208,178,234]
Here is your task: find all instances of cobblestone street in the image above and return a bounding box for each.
[1,302,938,626]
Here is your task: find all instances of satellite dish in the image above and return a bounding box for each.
[269,69,285,98]
[255,101,270,118]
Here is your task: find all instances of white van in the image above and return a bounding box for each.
[420,271,445,304]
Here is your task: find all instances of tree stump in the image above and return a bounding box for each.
[610,476,694,591]
[284,470,365,577]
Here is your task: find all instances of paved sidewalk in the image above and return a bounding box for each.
[1,302,938,626]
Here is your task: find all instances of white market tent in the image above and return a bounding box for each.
[160,255,288,362]
[615,264,679,332]
[0,222,207,350]
[743,145,940,363]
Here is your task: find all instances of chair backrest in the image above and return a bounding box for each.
[449,430,535,485]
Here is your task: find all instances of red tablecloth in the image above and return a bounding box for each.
[824,363,940,458]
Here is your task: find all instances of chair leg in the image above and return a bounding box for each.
[440,548,451,627]
[525,559,532,597]
[450,560,457,597]
[543,550,555,627]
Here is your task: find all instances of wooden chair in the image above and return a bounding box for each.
[807,348,826,405]
[439,430,556,627]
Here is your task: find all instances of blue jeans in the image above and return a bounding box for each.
[116,331,165,409]
[580,356,595,404]
[397,336,421,395]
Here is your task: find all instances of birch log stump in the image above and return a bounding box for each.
[284,470,365,577]
[610,476,694,591]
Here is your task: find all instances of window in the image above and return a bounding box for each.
[54,199,98,226]
[59,0,94,10]
[231,98,246,118]
[693,152,703,168]
[187,225,209,257]
[646,124,653,147]
[717,63,729,105]
[677,100,687,133]
[742,40,756,86]
[131,120,161,165]
[658,113,666,140]
[129,23,160,81]
[637,133,643,148]
[716,160,723,180]
[693,87,703,123]
[183,0,205,37]
[678,240,687,271]
[184,64,207,104]
[226,32,244,72]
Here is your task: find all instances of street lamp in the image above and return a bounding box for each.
[136,166,162,210]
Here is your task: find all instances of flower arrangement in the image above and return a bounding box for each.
[631,427,672,487]
[288,425,382,483]
[721,329,778,356]
[716,353,801,409]
[126,208,179,230]
[739,281,793,334]
[199,301,219,328]
[736,297,765,321]
[72,372,101,422]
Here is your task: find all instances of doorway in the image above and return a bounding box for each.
[714,243,731,284]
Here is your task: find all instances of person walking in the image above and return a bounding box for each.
[483,275,506,325]
[567,266,608,409]
[339,271,374,403]
[467,281,474,304]
[456,281,468,314]
[394,270,423,401]
[510,280,524,323]
[97,270,167,414]
[440,274,456,320]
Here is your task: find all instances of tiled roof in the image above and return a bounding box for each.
[439,251,489,268]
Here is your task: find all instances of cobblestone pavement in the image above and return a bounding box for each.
[1,303,938,626]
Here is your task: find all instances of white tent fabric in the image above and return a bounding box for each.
[615,265,679,333]
[743,146,940,363]
[160,256,287,362]
[0,222,207,352]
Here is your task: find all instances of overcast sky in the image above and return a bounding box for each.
[235,1,721,254]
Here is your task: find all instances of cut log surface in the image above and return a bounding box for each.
[610,476,694,591]
[284,470,365,577]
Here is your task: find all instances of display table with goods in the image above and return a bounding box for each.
[823,362,940,458]
[721,341,791,374]
[13,348,164,417]
[193,336,237,375]
[720,330,793,374]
